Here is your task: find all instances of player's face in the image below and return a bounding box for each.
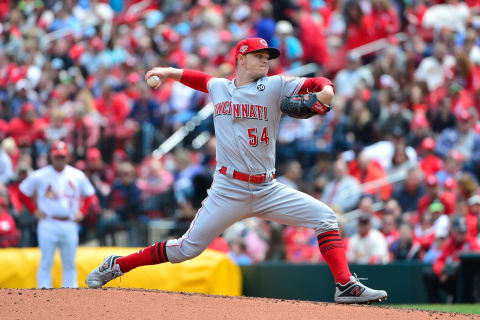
[244,50,270,79]
[51,154,68,171]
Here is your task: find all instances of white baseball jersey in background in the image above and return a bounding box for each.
[165,75,338,263]
[20,165,95,288]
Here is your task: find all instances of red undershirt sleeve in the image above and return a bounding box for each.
[18,190,37,213]
[297,77,335,95]
[179,69,213,93]
[80,194,97,216]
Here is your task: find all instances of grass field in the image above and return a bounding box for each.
[393,304,480,314]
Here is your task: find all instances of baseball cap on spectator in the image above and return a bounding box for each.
[429,201,444,213]
[113,149,127,161]
[86,147,102,162]
[444,177,457,191]
[411,113,429,129]
[161,27,180,42]
[15,79,30,91]
[50,141,69,157]
[421,137,435,151]
[127,72,140,84]
[276,20,293,35]
[451,216,468,233]
[20,102,35,115]
[90,37,105,51]
[456,109,471,122]
[425,174,438,187]
[69,44,85,61]
[234,38,280,60]
[468,194,480,206]
[435,228,448,239]
[447,149,463,163]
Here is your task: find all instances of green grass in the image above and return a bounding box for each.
[393,304,480,314]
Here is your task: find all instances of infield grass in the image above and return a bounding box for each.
[393,304,480,314]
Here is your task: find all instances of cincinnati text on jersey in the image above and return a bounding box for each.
[213,101,268,121]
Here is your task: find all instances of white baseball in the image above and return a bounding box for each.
[146,75,161,87]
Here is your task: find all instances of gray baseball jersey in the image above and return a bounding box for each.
[164,74,338,264]
[208,75,305,173]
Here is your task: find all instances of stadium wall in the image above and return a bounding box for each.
[241,262,431,304]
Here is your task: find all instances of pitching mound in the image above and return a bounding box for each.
[0,288,474,319]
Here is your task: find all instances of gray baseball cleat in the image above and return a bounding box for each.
[334,274,387,304]
[86,255,123,288]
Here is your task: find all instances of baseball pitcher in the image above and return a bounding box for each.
[86,38,387,303]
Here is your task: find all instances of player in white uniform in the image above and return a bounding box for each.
[20,141,96,288]
[86,38,387,303]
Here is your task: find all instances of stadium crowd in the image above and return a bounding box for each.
[1,0,480,294]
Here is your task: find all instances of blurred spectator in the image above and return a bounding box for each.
[436,110,480,167]
[0,196,19,248]
[7,162,36,247]
[343,1,375,51]
[0,142,14,184]
[7,102,44,156]
[390,223,421,261]
[423,215,480,303]
[344,194,382,238]
[44,108,68,144]
[85,147,113,206]
[128,83,161,160]
[277,160,302,190]
[272,21,303,69]
[347,214,390,264]
[415,42,455,91]
[371,0,401,41]
[66,103,100,161]
[381,212,399,249]
[416,175,455,223]
[456,172,478,200]
[283,226,319,263]
[289,4,328,66]
[334,53,374,99]
[388,141,417,180]
[228,238,252,266]
[467,194,480,238]
[428,97,456,134]
[436,150,463,185]
[348,151,392,201]
[137,157,175,219]
[419,137,443,177]
[322,158,361,212]
[423,228,449,264]
[96,162,142,246]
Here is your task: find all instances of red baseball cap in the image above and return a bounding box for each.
[421,137,435,151]
[444,177,457,190]
[447,149,463,163]
[50,141,69,157]
[411,113,428,129]
[425,174,438,187]
[86,147,102,161]
[234,38,280,60]
[457,109,471,122]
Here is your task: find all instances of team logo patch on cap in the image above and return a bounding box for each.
[259,39,268,46]
[239,45,248,53]
[257,84,265,91]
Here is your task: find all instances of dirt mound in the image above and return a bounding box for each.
[0,288,474,320]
